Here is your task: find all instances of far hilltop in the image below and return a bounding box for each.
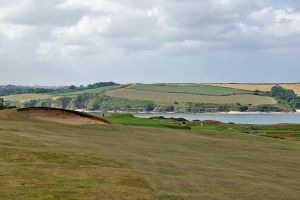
[1,82,300,113]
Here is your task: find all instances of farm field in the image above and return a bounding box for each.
[105,88,277,105]
[54,85,123,97]
[208,83,300,95]
[128,84,251,95]
[2,93,54,102]
[0,109,300,200]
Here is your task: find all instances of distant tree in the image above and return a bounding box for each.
[69,85,77,90]
[166,105,175,112]
[145,103,155,112]
[253,90,259,95]
[218,105,229,112]
[239,105,249,112]
[270,85,300,108]
[92,103,100,110]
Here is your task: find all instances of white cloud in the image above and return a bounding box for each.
[0,22,33,40]
[52,15,111,40]
[56,0,125,13]
[249,7,300,38]
[0,0,33,20]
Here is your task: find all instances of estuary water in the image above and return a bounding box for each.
[133,113,300,125]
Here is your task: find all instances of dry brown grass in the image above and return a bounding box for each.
[18,107,108,125]
[280,84,300,95]
[105,88,277,105]
[208,84,300,95]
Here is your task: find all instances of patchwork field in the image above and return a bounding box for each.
[55,85,123,97]
[0,109,300,199]
[128,84,250,95]
[208,83,300,95]
[105,88,277,105]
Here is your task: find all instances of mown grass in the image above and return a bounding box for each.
[1,109,300,200]
[0,110,157,200]
[106,114,300,140]
[106,114,190,130]
[129,84,251,95]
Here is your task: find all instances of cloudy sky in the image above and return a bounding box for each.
[0,0,299,85]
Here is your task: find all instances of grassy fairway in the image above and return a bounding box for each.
[105,88,277,105]
[1,109,300,200]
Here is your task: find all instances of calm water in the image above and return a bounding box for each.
[133,113,300,125]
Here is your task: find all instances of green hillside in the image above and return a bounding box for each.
[129,83,251,95]
[1,83,296,113]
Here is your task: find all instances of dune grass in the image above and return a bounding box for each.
[1,109,300,200]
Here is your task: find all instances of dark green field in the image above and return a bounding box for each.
[0,109,300,199]
[129,84,251,95]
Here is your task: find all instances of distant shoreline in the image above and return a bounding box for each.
[85,110,300,115]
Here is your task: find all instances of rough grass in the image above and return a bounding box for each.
[105,88,277,105]
[208,83,300,95]
[129,84,250,95]
[1,109,300,200]
[0,110,156,200]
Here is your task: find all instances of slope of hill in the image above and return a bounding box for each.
[105,87,276,105]
[0,109,300,199]
[128,83,251,95]
[2,83,297,113]
[17,107,109,125]
[208,83,300,95]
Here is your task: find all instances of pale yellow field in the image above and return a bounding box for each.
[208,84,300,95]
[105,88,277,105]
[1,93,53,102]
[280,84,300,95]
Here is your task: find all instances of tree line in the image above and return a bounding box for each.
[269,85,300,109]
[0,82,119,96]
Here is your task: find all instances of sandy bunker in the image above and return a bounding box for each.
[18,107,108,125]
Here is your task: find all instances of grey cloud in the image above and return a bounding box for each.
[0,0,299,85]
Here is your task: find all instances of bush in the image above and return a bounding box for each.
[239,105,249,112]
[145,103,155,112]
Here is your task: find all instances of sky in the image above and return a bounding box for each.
[0,0,299,85]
